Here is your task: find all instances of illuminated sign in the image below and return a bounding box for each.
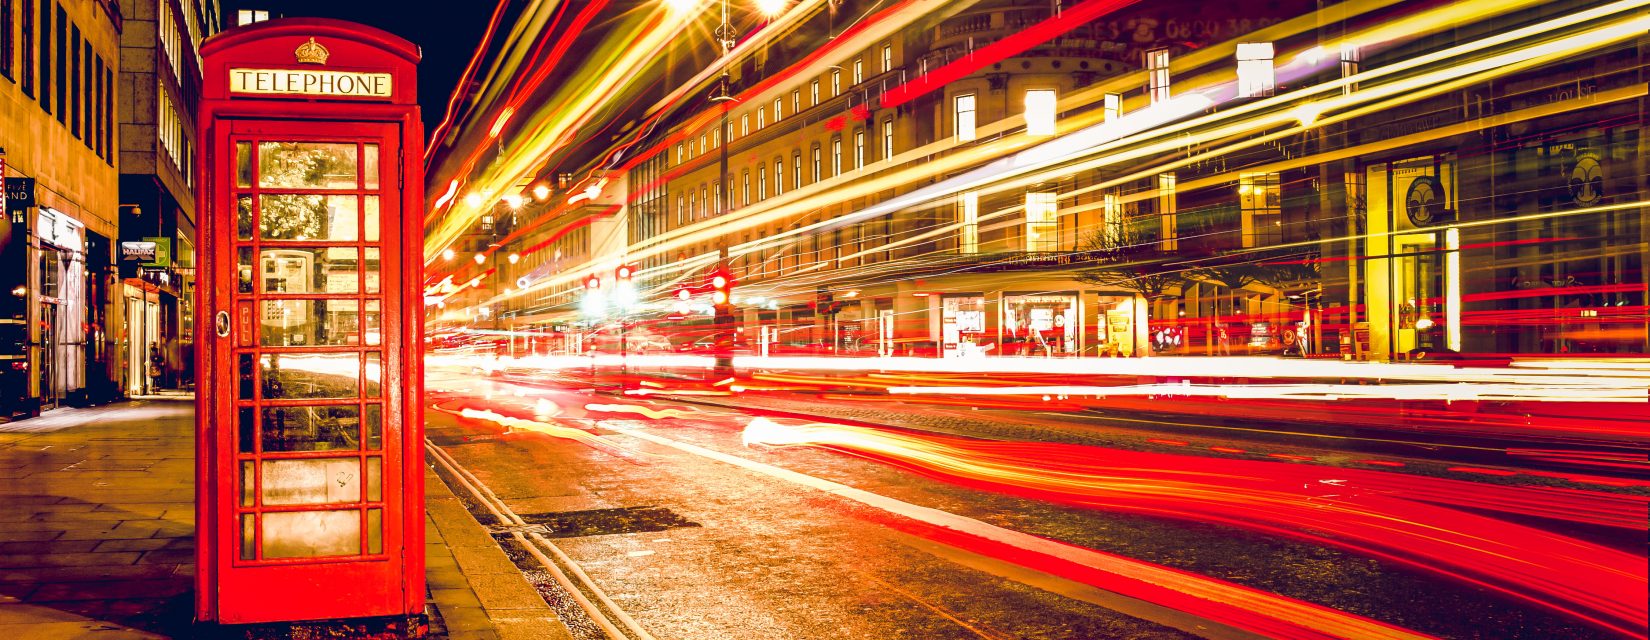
[120,241,158,262]
[229,68,393,99]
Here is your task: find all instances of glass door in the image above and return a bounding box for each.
[212,119,404,621]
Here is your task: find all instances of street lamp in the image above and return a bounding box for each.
[442,248,456,261]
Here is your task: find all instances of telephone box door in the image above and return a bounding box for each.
[207,118,408,623]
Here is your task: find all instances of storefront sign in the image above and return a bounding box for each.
[229,68,393,99]
[4,177,35,211]
[120,241,158,262]
[143,237,172,268]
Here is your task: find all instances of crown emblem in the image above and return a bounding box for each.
[294,38,329,65]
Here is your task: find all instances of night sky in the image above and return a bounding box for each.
[218,0,504,137]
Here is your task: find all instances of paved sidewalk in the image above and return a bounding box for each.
[0,399,572,639]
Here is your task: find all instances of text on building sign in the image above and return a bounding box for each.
[229,68,393,98]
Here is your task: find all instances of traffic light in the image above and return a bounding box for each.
[584,274,601,290]
[616,264,634,282]
[710,273,731,306]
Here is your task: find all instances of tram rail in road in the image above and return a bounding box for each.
[426,438,657,640]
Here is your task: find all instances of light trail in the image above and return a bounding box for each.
[742,418,1650,637]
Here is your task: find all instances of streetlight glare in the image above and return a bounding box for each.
[474,253,487,264]
[532,183,550,200]
[664,0,701,13]
[503,194,524,209]
[441,248,456,261]
[754,0,786,17]
[463,192,483,208]
[507,253,520,264]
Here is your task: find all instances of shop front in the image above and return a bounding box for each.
[1000,293,1079,357]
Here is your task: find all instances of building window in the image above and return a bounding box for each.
[1024,89,1056,136]
[54,3,65,125]
[677,194,686,226]
[811,79,820,105]
[80,38,90,146]
[853,58,863,83]
[1025,192,1058,252]
[68,23,79,137]
[791,90,800,115]
[882,120,894,161]
[831,137,842,176]
[699,134,707,154]
[1158,173,1179,251]
[1,0,14,81]
[1236,42,1274,98]
[1239,172,1280,248]
[811,144,821,183]
[1145,48,1170,104]
[882,44,893,73]
[714,183,723,214]
[712,127,720,148]
[742,171,750,206]
[676,143,684,164]
[792,150,801,189]
[37,0,49,112]
[954,93,977,142]
[1100,192,1122,246]
[1340,44,1361,96]
[741,113,749,136]
[758,164,767,200]
[758,107,765,129]
[832,69,841,95]
[19,0,34,97]
[1103,93,1121,122]
[773,158,783,196]
[700,186,708,219]
[958,192,979,254]
[688,190,696,222]
[854,129,865,170]
[773,97,782,122]
[236,9,270,25]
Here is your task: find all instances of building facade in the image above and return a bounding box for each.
[117,0,218,394]
[1,0,123,416]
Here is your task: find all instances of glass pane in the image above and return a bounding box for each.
[261,458,362,505]
[261,248,359,294]
[237,196,254,240]
[259,194,359,241]
[364,301,382,346]
[240,461,255,507]
[238,407,255,453]
[363,248,380,294]
[365,404,382,450]
[260,352,360,399]
[365,352,381,398]
[261,405,362,452]
[238,353,255,400]
[240,514,256,560]
[262,510,360,559]
[367,509,382,554]
[364,195,380,243]
[260,299,360,346]
[366,457,381,502]
[237,247,254,293]
[236,142,252,188]
[258,141,358,189]
[363,144,379,190]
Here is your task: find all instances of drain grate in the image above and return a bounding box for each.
[506,506,701,539]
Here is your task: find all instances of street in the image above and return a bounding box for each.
[423,365,1647,640]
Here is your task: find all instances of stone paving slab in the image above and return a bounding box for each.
[0,400,573,639]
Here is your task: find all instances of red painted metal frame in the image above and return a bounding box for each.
[195,18,424,624]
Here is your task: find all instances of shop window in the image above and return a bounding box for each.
[955,93,977,142]
[1145,48,1170,105]
[958,192,979,254]
[1025,89,1056,136]
[1239,172,1280,248]
[1236,42,1274,98]
[1025,192,1059,252]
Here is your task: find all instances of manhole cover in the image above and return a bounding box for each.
[513,506,700,538]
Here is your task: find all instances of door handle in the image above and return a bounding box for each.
[215,311,231,338]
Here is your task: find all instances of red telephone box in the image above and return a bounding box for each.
[195,18,424,625]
